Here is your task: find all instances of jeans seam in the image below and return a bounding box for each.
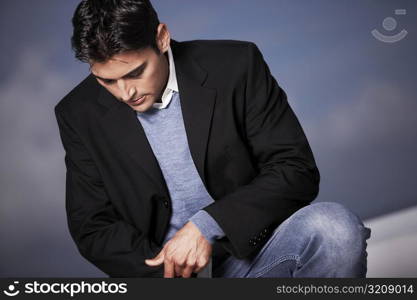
[253,254,301,278]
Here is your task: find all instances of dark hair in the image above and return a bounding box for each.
[71,0,161,63]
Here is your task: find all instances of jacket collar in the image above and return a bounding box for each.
[151,45,178,109]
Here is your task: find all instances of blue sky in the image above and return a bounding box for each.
[0,0,416,276]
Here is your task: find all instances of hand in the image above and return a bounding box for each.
[145,221,212,278]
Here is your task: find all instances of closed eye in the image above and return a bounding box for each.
[93,61,147,85]
[101,78,116,85]
[125,70,143,79]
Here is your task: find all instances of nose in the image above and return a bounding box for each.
[117,80,135,102]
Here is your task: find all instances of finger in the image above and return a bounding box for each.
[174,263,184,277]
[145,255,164,266]
[181,264,194,278]
[164,259,175,278]
[192,243,209,273]
[173,256,188,277]
[181,255,197,278]
[193,257,208,274]
[145,251,165,266]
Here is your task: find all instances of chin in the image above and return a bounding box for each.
[130,100,154,113]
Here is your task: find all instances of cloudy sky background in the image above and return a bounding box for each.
[0,0,416,276]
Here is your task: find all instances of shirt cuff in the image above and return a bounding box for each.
[189,210,226,244]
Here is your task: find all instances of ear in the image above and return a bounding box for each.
[155,23,171,54]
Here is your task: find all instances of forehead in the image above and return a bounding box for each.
[90,48,154,79]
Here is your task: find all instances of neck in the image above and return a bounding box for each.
[156,52,170,103]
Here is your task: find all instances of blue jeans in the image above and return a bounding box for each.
[212,202,372,278]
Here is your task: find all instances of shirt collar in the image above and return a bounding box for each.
[153,46,178,109]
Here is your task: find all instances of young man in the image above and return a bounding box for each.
[55,0,371,278]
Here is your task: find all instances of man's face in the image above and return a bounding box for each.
[90,27,170,113]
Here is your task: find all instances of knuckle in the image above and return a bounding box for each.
[196,260,206,268]
[177,261,186,267]
[186,260,195,268]
[173,256,185,266]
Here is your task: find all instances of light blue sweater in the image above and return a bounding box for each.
[136,91,225,245]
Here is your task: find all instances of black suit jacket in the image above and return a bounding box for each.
[55,39,320,277]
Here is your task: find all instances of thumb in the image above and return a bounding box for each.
[145,251,165,266]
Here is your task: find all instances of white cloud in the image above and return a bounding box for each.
[303,81,417,219]
[307,81,417,149]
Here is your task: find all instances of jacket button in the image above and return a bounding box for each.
[162,199,169,207]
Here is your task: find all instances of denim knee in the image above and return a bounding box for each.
[296,202,371,262]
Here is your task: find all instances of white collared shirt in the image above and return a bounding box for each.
[152,46,179,109]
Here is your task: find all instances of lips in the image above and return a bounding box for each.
[130,95,146,106]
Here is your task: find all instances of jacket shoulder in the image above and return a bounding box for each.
[175,39,263,88]
[54,74,100,116]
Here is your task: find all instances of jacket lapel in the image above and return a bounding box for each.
[98,89,170,195]
[171,40,217,187]
[96,39,217,194]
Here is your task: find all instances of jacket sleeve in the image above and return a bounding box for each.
[55,106,164,277]
[203,42,320,259]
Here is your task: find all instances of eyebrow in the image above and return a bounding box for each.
[92,61,148,82]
